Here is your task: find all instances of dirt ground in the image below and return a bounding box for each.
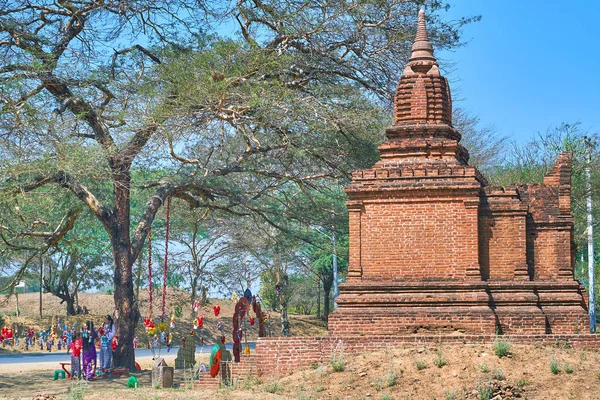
[1,342,600,399]
[0,291,328,350]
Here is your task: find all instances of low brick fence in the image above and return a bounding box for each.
[255,334,600,376]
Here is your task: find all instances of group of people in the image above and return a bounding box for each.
[69,315,117,380]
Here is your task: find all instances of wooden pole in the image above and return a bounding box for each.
[39,255,43,318]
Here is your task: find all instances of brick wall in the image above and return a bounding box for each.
[255,334,600,376]
[360,199,479,281]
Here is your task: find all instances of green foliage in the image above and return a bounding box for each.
[493,340,511,358]
[491,368,505,381]
[478,362,489,373]
[477,385,493,400]
[330,354,345,372]
[550,358,561,375]
[516,379,530,388]
[415,359,427,370]
[68,380,87,400]
[564,363,574,374]
[434,349,448,368]
[444,388,462,400]
[386,371,397,387]
[264,381,283,394]
[174,305,183,318]
[0,314,4,329]
[380,394,393,400]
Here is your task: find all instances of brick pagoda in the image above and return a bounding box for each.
[329,9,589,336]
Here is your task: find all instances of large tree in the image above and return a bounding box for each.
[0,1,474,368]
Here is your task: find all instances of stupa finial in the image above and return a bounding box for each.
[404,9,439,75]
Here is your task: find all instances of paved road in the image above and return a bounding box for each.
[0,342,256,364]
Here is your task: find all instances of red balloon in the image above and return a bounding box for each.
[249,317,255,326]
[213,304,221,316]
[197,315,204,329]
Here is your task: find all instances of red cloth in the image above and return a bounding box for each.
[209,349,222,378]
[70,339,83,357]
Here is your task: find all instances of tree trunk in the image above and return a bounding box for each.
[111,167,140,371]
[190,274,198,303]
[322,279,333,322]
[65,295,76,316]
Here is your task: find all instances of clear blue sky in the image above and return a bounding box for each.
[437,1,599,142]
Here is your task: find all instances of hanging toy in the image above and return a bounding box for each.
[143,317,155,330]
[170,315,175,329]
[217,320,223,332]
[193,300,199,313]
[249,317,255,327]
[244,343,250,355]
[276,283,281,297]
[232,292,238,303]
[197,316,204,329]
[213,304,220,317]
[243,288,252,302]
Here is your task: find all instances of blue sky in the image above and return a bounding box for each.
[437,1,599,143]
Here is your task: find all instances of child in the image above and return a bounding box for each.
[69,332,83,379]
[99,315,114,373]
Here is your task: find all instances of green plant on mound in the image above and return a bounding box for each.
[493,340,511,358]
[68,380,88,400]
[380,393,393,400]
[330,354,345,372]
[550,358,561,375]
[491,368,505,381]
[477,385,492,400]
[478,362,489,373]
[264,381,283,394]
[434,349,448,368]
[564,363,574,374]
[386,370,397,387]
[415,359,427,370]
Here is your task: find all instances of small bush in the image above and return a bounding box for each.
[478,362,489,373]
[434,350,448,368]
[375,378,383,392]
[516,378,530,388]
[477,385,492,400]
[174,305,183,318]
[444,388,459,400]
[386,371,397,387]
[330,354,345,372]
[380,393,393,400]
[491,368,505,381]
[68,381,88,400]
[315,385,325,393]
[550,358,561,375]
[0,314,4,328]
[310,362,319,370]
[415,359,427,370]
[596,370,600,380]
[493,340,511,358]
[264,381,283,394]
[564,363,573,374]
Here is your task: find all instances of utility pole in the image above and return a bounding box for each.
[585,136,596,333]
[39,254,43,318]
[332,231,339,309]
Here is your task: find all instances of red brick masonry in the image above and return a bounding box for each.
[256,335,600,376]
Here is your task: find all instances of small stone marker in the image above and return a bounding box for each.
[152,358,174,388]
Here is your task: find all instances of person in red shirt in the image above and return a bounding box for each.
[69,332,83,378]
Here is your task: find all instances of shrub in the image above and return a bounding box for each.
[310,362,319,370]
[330,354,344,372]
[315,385,325,393]
[386,371,397,387]
[493,340,511,358]
[478,363,489,373]
[516,378,530,388]
[264,381,283,394]
[550,358,561,375]
[415,359,427,370]
[0,314,4,328]
[380,393,393,400]
[564,363,573,374]
[491,368,505,381]
[444,388,460,400]
[434,350,448,368]
[68,381,88,400]
[477,385,492,400]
